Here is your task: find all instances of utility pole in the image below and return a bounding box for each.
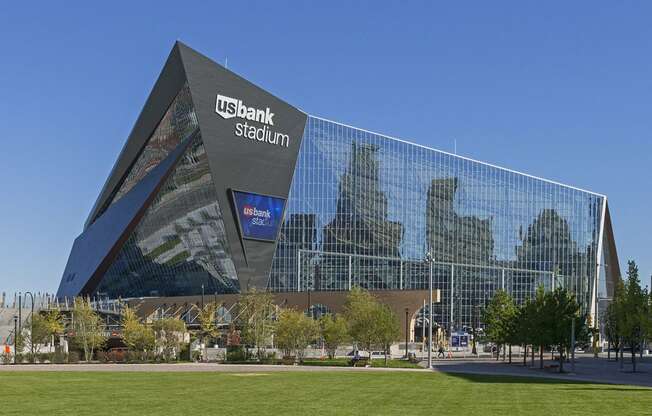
[571,317,576,373]
[404,308,409,359]
[24,292,34,362]
[427,252,433,369]
[13,315,18,365]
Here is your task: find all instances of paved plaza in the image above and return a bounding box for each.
[432,354,652,387]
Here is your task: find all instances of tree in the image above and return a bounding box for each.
[196,302,219,361]
[617,261,650,372]
[343,288,379,357]
[320,314,350,359]
[71,297,107,362]
[530,285,552,369]
[515,298,536,366]
[373,304,401,366]
[482,290,517,361]
[152,317,186,361]
[25,313,50,361]
[238,288,276,361]
[121,306,155,360]
[545,288,584,373]
[605,277,625,361]
[275,309,319,362]
[42,308,64,349]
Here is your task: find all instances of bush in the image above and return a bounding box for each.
[1,353,12,365]
[15,354,24,364]
[97,351,109,363]
[109,349,126,362]
[349,358,369,367]
[226,346,246,362]
[178,344,190,362]
[125,351,141,363]
[37,353,51,363]
[260,351,277,364]
[281,356,296,365]
[68,351,80,363]
[52,349,67,364]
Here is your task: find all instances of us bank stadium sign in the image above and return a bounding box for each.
[215,94,290,147]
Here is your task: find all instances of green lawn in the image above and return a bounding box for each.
[2,371,651,415]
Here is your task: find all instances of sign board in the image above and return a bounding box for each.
[231,190,286,242]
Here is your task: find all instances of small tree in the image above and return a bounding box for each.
[515,298,536,366]
[238,288,276,361]
[71,297,107,362]
[121,306,155,360]
[545,288,584,373]
[320,314,349,359]
[617,261,650,372]
[482,290,517,361]
[196,302,219,361]
[43,308,64,349]
[343,288,378,358]
[25,313,50,361]
[152,318,186,361]
[374,304,401,366]
[275,309,319,362]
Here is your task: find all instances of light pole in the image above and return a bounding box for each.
[404,308,409,359]
[24,292,35,362]
[201,284,205,309]
[18,292,22,335]
[426,252,433,369]
[13,315,18,365]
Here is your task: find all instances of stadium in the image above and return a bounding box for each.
[56,42,620,340]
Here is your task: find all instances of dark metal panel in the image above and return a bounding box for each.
[603,201,621,298]
[84,43,188,230]
[57,138,194,298]
[177,42,308,290]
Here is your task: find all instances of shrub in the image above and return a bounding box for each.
[260,351,277,364]
[37,353,51,363]
[350,358,369,367]
[281,356,296,365]
[52,349,67,364]
[68,351,80,363]
[226,346,246,362]
[1,353,12,365]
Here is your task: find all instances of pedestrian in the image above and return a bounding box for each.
[437,344,445,359]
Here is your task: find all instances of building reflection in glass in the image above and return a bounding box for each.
[270,116,604,328]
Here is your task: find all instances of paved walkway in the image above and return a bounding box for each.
[2,355,650,388]
[431,354,652,388]
[0,363,424,373]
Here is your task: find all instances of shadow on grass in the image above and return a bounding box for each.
[440,372,652,392]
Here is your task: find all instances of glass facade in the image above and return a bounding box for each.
[94,83,198,221]
[270,116,604,328]
[96,133,239,297]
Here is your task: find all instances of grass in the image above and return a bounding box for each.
[2,371,651,415]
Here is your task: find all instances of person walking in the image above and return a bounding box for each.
[437,344,445,359]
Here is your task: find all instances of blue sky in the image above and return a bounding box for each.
[1,1,650,295]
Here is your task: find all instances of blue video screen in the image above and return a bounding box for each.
[231,190,286,241]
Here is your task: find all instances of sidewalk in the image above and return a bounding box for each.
[430,355,652,388]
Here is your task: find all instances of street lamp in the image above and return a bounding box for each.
[426,252,433,369]
[13,315,18,365]
[404,308,409,359]
[23,292,35,362]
